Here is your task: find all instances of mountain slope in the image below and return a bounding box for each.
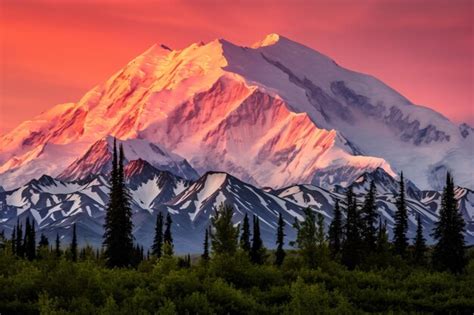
[0,34,472,190]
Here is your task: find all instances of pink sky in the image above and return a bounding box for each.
[0,0,472,134]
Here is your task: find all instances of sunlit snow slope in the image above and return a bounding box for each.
[0,34,472,190]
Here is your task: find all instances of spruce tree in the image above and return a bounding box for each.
[16,219,23,258]
[361,180,377,253]
[413,214,426,265]
[275,212,286,266]
[292,207,318,268]
[328,200,343,259]
[432,173,467,273]
[393,172,408,257]
[38,234,49,249]
[375,217,391,267]
[239,213,251,253]
[55,233,61,257]
[152,212,164,258]
[24,218,36,260]
[202,228,209,261]
[163,213,174,255]
[103,140,134,267]
[71,223,78,262]
[250,215,265,264]
[341,186,362,270]
[210,203,239,255]
[11,226,16,256]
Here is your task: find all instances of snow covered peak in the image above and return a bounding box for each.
[252,33,282,48]
[0,34,472,190]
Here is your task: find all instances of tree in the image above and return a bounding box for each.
[361,180,377,253]
[202,228,209,261]
[16,220,23,258]
[24,218,36,261]
[328,200,343,259]
[432,173,467,273]
[250,215,265,264]
[38,234,49,249]
[163,213,174,255]
[152,212,164,258]
[393,172,408,257]
[103,140,134,267]
[413,214,426,265]
[71,223,78,262]
[239,213,251,253]
[341,186,362,270]
[55,233,61,258]
[275,212,286,266]
[292,207,318,268]
[210,203,239,255]
[11,226,16,256]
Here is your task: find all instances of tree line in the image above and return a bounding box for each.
[1,140,468,274]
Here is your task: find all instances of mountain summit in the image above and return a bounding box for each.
[0,34,472,190]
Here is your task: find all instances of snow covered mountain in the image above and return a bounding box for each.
[0,165,472,252]
[58,136,198,181]
[1,34,471,191]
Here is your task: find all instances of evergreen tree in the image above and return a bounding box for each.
[432,173,467,273]
[11,226,16,256]
[341,186,362,270]
[202,228,210,261]
[413,214,426,265]
[71,223,78,262]
[375,217,391,267]
[361,180,377,253]
[210,203,239,255]
[328,200,343,259]
[152,212,164,258]
[275,212,286,266]
[24,218,36,260]
[55,233,61,258]
[163,213,174,255]
[38,234,49,249]
[250,215,265,264]
[103,140,134,267]
[393,172,408,257]
[239,213,251,253]
[292,207,318,268]
[16,219,23,258]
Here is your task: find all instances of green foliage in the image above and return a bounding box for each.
[210,203,239,256]
[341,186,362,269]
[292,207,319,268]
[239,213,251,253]
[0,246,473,314]
[328,199,343,259]
[250,215,266,264]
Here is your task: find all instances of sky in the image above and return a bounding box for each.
[0,0,472,134]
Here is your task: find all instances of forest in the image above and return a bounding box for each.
[0,142,472,314]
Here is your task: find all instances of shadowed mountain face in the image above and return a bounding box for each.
[0,34,472,192]
[1,163,472,253]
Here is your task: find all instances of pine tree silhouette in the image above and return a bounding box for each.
[210,203,239,255]
[239,213,251,253]
[152,212,164,258]
[432,173,467,273]
[275,212,286,266]
[250,215,265,264]
[328,200,343,259]
[393,172,408,257]
[103,139,134,267]
[163,213,174,255]
[341,186,362,270]
[413,214,426,265]
[71,223,78,262]
[361,180,377,253]
[202,228,210,261]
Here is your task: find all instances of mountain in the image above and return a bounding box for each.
[1,34,471,191]
[1,166,473,252]
[57,136,198,181]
